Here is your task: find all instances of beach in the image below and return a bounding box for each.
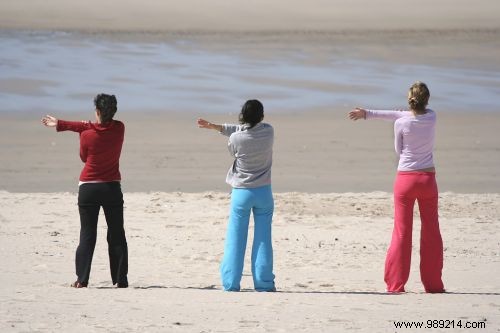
[1,1,500,332]
[1,191,499,331]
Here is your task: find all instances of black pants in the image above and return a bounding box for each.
[77,182,128,285]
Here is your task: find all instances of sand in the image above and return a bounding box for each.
[1,0,500,32]
[1,0,500,332]
[0,190,499,332]
[1,110,499,193]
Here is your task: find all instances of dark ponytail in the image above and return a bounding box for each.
[94,94,117,123]
[239,99,264,128]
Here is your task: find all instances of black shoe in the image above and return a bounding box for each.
[117,282,128,288]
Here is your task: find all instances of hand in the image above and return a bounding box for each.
[41,115,58,127]
[348,108,366,121]
[197,118,213,129]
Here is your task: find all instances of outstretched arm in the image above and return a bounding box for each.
[349,108,411,121]
[41,115,92,132]
[197,118,241,137]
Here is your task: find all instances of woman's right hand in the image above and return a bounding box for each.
[197,118,212,129]
[348,108,367,121]
[41,115,58,127]
[197,118,223,132]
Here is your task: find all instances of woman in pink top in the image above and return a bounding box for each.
[349,81,444,293]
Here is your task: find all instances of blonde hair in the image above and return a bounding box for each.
[408,81,430,111]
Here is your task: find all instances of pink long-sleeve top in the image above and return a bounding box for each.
[366,109,436,171]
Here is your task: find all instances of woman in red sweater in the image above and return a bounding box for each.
[41,94,128,288]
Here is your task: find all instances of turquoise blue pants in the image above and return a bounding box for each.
[220,184,275,291]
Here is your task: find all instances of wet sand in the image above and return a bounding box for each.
[1,109,499,193]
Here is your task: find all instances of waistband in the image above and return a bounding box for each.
[232,184,272,191]
[397,171,436,175]
[79,180,121,186]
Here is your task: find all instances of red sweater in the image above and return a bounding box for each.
[57,119,124,182]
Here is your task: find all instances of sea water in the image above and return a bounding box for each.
[1,31,499,114]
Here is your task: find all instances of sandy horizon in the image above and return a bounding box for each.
[1,0,500,33]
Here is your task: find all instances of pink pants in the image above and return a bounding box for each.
[384,172,444,293]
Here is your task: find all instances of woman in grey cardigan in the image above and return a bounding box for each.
[197,100,276,292]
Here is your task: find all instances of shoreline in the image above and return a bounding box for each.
[3,27,499,39]
[2,31,500,115]
[2,28,499,66]
[2,1,499,194]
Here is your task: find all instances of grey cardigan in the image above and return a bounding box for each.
[220,122,274,188]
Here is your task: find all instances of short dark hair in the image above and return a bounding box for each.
[239,99,264,128]
[94,94,117,123]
